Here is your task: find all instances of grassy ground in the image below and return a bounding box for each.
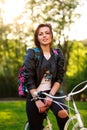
[0,100,87,130]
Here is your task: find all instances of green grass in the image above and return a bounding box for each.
[0,100,27,130]
[0,100,87,130]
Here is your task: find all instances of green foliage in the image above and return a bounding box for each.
[66,41,87,97]
[0,38,26,97]
[66,41,86,76]
[0,39,26,76]
[0,76,18,98]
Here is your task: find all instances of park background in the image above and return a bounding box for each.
[0,0,87,129]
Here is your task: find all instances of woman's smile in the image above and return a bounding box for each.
[42,38,48,42]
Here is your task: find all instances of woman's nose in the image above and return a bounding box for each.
[43,33,46,37]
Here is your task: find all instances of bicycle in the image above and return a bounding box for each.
[24,81,87,130]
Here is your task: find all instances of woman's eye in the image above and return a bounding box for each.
[38,33,42,36]
[38,32,50,36]
[46,32,50,34]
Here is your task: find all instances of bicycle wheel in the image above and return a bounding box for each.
[24,121,30,130]
[43,116,52,130]
[64,116,79,130]
[24,116,52,130]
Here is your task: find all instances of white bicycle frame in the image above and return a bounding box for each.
[64,98,87,130]
[35,80,87,130]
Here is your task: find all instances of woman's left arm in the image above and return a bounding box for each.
[44,82,60,107]
[49,82,60,96]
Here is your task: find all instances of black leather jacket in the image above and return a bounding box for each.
[24,47,65,91]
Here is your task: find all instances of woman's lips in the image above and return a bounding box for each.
[42,38,48,42]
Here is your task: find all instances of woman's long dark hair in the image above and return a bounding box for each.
[34,23,53,48]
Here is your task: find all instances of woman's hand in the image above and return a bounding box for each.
[44,97,53,108]
[35,100,47,113]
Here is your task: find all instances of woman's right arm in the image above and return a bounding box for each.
[24,49,47,112]
[24,49,37,91]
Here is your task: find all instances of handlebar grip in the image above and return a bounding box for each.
[33,91,43,97]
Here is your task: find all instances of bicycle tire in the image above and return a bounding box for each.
[24,121,30,130]
[64,116,79,130]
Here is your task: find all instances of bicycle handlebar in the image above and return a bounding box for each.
[34,81,87,100]
[71,80,87,93]
[69,84,87,96]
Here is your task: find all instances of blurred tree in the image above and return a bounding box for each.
[66,41,87,97]
[0,38,26,97]
[22,0,80,44]
[0,15,26,97]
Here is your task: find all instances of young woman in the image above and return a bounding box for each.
[24,23,68,130]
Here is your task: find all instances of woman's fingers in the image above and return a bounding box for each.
[39,106,47,113]
[35,100,47,113]
[44,97,53,107]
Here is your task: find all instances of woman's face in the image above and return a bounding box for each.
[37,26,53,46]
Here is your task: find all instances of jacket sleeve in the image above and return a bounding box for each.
[23,49,36,91]
[55,48,65,84]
